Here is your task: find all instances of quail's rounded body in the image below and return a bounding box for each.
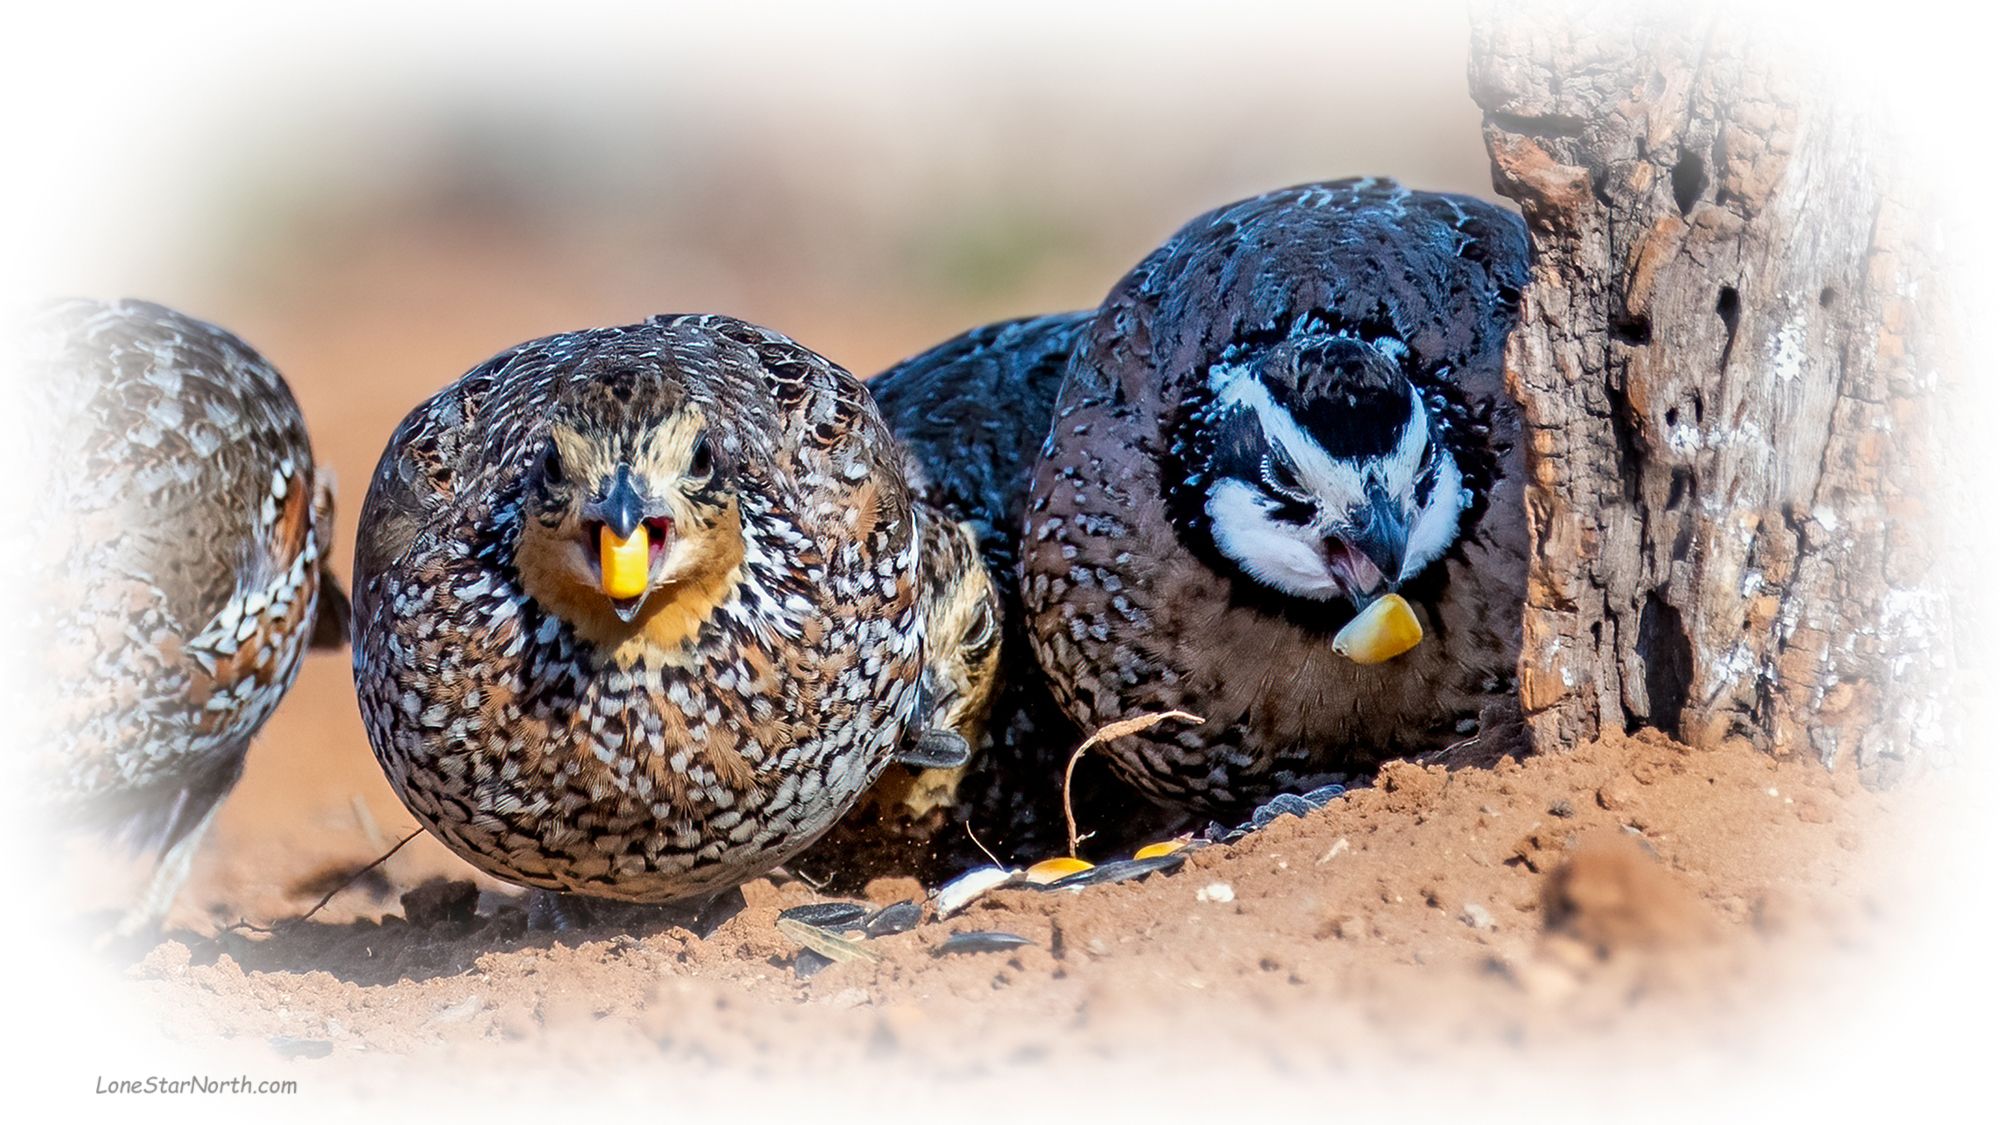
[24,298,345,932]
[352,315,935,902]
[1022,179,1532,818]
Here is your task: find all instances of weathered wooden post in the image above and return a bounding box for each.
[1468,5,1956,785]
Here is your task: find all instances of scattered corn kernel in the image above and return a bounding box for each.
[1024,857,1094,884]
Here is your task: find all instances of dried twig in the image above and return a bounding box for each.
[963,821,1004,869]
[1062,710,1202,858]
[295,829,422,925]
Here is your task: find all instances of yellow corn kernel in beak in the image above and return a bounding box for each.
[599,525,651,600]
[1331,593,1423,665]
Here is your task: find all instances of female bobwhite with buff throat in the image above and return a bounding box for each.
[350,314,995,904]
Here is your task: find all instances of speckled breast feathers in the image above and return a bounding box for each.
[27,299,340,846]
[352,315,946,901]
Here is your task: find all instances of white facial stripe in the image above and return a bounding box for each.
[1208,362,1430,531]
[1204,480,1341,599]
[1385,386,1429,486]
[1203,358,1478,599]
[1210,362,1365,517]
[1401,449,1467,582]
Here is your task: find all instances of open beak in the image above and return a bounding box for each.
[1346,490,1410,595]
[1331,592,1423,664]
[1321,487,1411,609]
[587,465,666,622]
[600,523,651,601]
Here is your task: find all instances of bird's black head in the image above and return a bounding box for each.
[1167,330,1471,610]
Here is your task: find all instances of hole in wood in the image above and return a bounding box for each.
[1716,286,1740,331]
[1672,149,1706,215]
[1612,312,1652,345]
[1665,465,1689,509]
[1605,378,1645,502]
[1635,592,1693,737]
[1819,286,1837,309]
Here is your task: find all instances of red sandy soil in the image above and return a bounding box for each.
[41,704,1981,1121]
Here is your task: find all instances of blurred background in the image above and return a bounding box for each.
[3,0,1502,924]
[11,3,1501,375]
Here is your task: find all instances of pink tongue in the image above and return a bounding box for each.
[1326,539,1384,597]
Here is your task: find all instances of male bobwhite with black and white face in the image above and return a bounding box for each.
[1021,178,1532,819]
[22,298,348,934]
[351,314,995,904]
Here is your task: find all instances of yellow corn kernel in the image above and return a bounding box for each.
[1331,592,1423,665]
[1132,841,1186,860]
[1024,857,1094,884]
[599,525,651,600]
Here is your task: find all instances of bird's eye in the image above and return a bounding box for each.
[538,443,565,485]
[965,600,997,652]
[1413,447,1438,507]
[689,433,713,479]
[1262,454,1307,500]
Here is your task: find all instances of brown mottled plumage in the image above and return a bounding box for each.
[352,314,996,903]
[1021,179,1531,818]
[857,311,1183,869]
[24,298,348,933]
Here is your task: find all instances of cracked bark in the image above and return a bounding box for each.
[1469,5,1955,785]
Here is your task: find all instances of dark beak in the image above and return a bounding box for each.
[1329,489,1410,608]
[586,464,647,540]
[1349,491,1410,588]
[583,464,657,621]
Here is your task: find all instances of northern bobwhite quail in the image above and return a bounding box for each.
[23,298,349,933]
[1021,178,1532,819]
[860,312,1185,865]
[351,314,995,904]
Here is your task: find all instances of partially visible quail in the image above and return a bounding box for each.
[351,314,995,904]
[858,313,1183,866]
[22,298,349,933]
[835,499,1004,862]
[1021,178,1532,819]
[869,313,1090,579]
